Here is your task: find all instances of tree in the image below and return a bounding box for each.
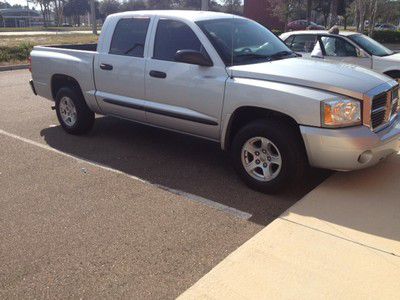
[329,0,338,26]
[99,0,120,16]
[0,1,12,9]
[52,0,67,26]
[184,0,201,9]
[314,0,332,26]
[269,0,304,30]
[120,0,147,11]
[147,0,172,9]
[33,0,52,27]
[223,0,243,15]
[306,0,311,22]
[64,0,90,26]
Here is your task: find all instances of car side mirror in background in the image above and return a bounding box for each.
[175,50,213,67]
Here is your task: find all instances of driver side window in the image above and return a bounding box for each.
[153,19,203,62]
[321,36,357,57]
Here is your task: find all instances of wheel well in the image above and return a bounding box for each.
[51,74,83,100]
[224,107,302,151]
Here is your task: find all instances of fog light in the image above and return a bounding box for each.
[358,150,373,164]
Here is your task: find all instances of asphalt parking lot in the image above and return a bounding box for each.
[0,70,330,298]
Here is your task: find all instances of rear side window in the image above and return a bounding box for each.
[110,18,150,57]
[153,19,202,62]
[290,35,317,53]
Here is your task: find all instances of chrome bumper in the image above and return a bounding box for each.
[300,115,400,171]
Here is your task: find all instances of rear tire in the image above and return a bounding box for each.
[55,87,95,135]
[231,119,307,194]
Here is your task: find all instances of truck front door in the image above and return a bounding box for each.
[144,18,227,140]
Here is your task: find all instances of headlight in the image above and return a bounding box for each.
[321,99,362,128]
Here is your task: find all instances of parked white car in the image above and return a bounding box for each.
[30,11,400,193]
[280,30,400,80]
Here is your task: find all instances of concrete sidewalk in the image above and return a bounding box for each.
[179,153,400,299]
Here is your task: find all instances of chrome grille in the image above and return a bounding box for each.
[392,88,398,117]
[371,92,388,130]
[370,86,399,131]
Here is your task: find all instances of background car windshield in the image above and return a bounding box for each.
[196,18,292,66]
[348,34,393,56]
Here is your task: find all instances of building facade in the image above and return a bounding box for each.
[0,8,43,28]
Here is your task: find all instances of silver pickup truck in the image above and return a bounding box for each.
[30,10,400,193]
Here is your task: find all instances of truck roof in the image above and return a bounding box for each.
[109,10,241,22]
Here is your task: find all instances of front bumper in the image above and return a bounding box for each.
[300,115,400,171]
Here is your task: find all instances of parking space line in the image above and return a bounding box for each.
[0,128,252,220]
[156,185,252,220]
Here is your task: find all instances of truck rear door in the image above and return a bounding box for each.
[94,16,152,122]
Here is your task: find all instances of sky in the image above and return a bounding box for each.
[6,0,29,6]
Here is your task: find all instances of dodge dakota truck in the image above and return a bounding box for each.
[29,10,400,193]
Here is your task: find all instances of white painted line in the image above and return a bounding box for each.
[0,129,252,220]
[156,185,252,220]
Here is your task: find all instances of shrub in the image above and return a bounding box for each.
[371,30,400,43]
[0,42,34,63]
[271,29,284,37]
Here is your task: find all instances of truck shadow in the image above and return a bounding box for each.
[40,116,331,226]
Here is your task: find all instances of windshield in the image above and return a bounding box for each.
[348,34,393,57]
[196,18,295,66]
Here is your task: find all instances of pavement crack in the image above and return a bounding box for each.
[279,217,400,258]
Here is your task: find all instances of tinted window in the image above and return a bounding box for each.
[110,18,150,57]
[153,19,202,62]
[291,35,317,53]
[321,36,357,57]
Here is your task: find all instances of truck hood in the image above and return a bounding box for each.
[228,57,393,99]
[377,52,400,62]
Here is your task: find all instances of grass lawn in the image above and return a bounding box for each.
[0,26,101,32]
[0,34,98,66]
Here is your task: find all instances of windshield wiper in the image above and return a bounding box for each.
[269,51,294,58]
[235,53,271,59]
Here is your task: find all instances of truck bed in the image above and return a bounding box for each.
[30,43,99,111]
[44,43,98,52]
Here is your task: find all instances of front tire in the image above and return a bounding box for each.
[55,87,95,135]
[231,119,307,194]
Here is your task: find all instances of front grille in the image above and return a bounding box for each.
[372,93,387,111]
[392,88,398,117]
[371,92,388,130]
[370,86,399,131]
[371,109,386,128]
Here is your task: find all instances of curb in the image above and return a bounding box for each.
[0,64,29,72]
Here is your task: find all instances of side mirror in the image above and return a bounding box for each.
[175,50,213,67]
